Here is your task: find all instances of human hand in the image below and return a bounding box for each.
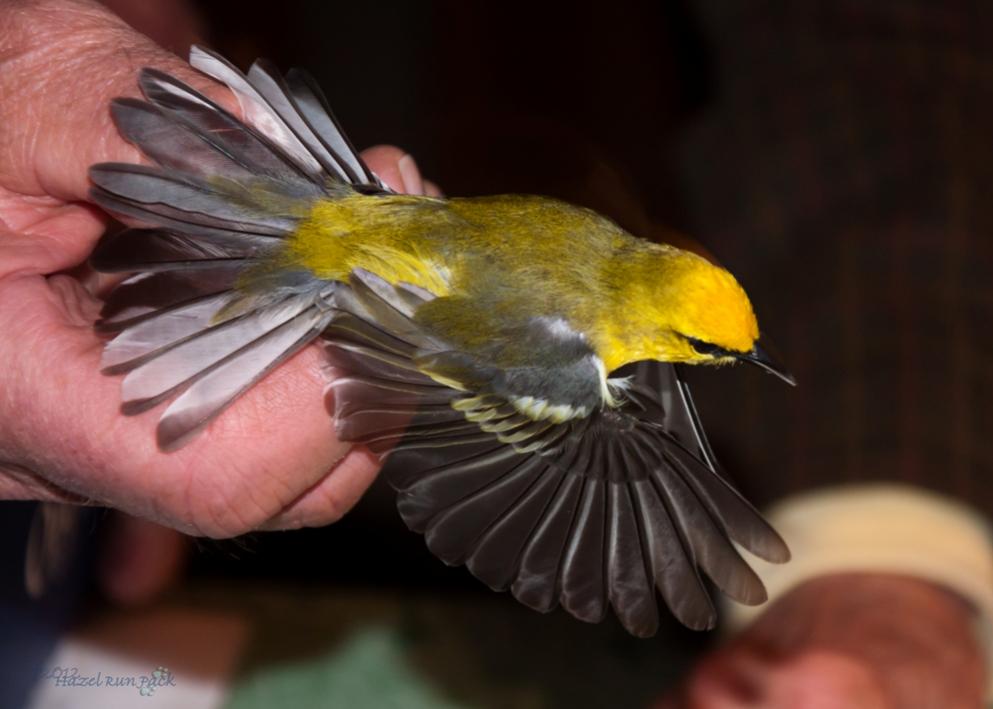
[658,573,985,708]
[0,0,432,537]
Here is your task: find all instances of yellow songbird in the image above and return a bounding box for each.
[90,46,793,637]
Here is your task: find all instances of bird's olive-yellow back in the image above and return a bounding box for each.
[282,193,760,372]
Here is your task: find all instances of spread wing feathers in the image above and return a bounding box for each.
[97,267,241,333]
[91,45,389,239]
[323,270,789,636]
[284,68,379,185]
[189,46,384,190]
[90,162,301,239]
[91,228,265,273]
[100,280,337,450]
[94,228,341,451]
[107,94,319,196]
[89,48,394,449]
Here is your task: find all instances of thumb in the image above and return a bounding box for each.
[0,0,225,203]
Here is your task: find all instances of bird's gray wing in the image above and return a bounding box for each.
[90,48,386,449]
[325,270,790,636]
[188,46,384,189]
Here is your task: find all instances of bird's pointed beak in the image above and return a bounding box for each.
[738,342,797,386]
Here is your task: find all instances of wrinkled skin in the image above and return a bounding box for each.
[0,0,439,536]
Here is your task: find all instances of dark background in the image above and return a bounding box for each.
[182,0,993,621]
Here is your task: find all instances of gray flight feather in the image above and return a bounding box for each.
[285,68,381,186]
[156,303,334,450]
[246,59,354,183]
[137,70,324,191]
[189,46,325,178]
[90,164,302,234]
[320,267,788,636]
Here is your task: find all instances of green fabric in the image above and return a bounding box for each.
[168,583,706,709]
[225,626,465,709]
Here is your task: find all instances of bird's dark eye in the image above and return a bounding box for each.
[686,336,724,356]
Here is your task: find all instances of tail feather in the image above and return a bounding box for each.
[285,68,379,185]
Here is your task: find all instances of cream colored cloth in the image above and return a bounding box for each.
[727,483,993,698]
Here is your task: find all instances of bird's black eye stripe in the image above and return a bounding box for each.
[686,336,726,356]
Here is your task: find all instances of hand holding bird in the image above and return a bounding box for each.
[0,0,391,534]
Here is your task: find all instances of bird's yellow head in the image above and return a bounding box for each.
[653,250,758,362]
[598,243,794,384]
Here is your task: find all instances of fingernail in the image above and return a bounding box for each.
[397,154,424,195]
[424,179,445,198]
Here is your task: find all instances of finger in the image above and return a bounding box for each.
[0,0,230,203]
[256,366,410,530]
[424,179,444,198]
[258,446,381,530]
[137,345,362,537]
[0,204,108,277]
[360,145,425,194]
[98,0,205,55]
[0,462,82,503]
[98,513,188,605]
